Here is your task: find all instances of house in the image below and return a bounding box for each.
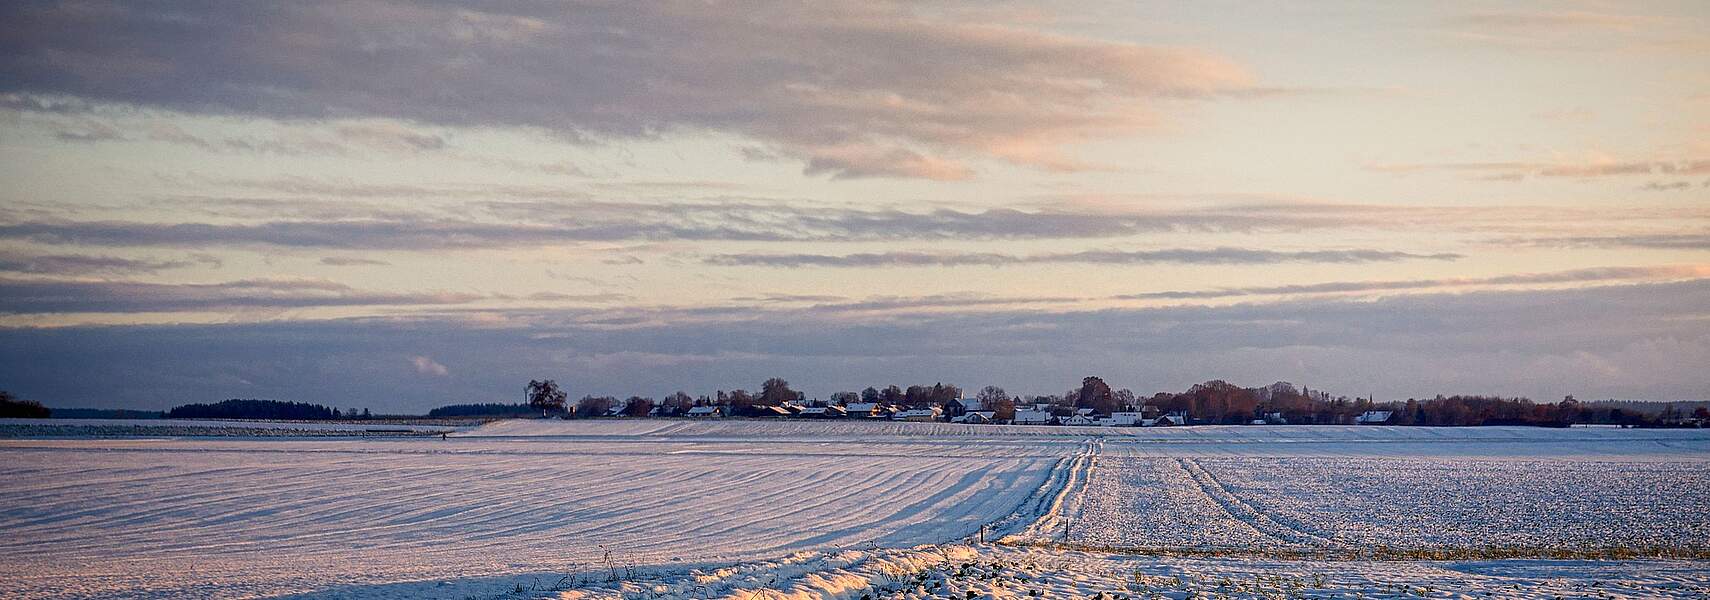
[1153,411,1190,426]
[795,406,847,418]
[1013,409,1054,425]
[844,402,879,418]
[891,408,941,422]
[1356,410,1394,424]
[649,404,681,418]
[752,405,794,418]
[942,398,967,420]
[1060,414,1095,426]
[953,411,997,424]
[1264,411,1288,425]
[686,405,724,418]
[1106,411,1144,426]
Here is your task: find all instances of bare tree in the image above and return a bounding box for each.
[526,379,568,413]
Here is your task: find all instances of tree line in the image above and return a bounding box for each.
[166,399,372,420]
[501,377,1710,427]
[0,391,51,418]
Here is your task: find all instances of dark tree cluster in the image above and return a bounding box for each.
[427,403,537,418]
[526,379,568,413]
[0,391,51,418]
[834,383,961,409]
[167,399,343,420]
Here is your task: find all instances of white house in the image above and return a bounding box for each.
[1355,410,1394,424]
[1106,411,1144,426]
[686,406,724,418]
[1013,409,1053,425]
[796,406,846,418]
[891,408,940,422]
[1060,414,1095,426]
[952,411,997,424]
[844,403,880,418]
[1153,411,1190,426]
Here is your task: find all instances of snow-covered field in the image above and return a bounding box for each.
[0,422,1070,599]
[1057,456,1709,553]
[1,420,1706,599]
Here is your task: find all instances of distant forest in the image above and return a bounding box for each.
[1,391,51,418]
[166,399,367,420]
[426,403,536,418]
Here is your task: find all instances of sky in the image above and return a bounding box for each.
[1,1,1707,412]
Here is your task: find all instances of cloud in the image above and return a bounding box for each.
[7,199,1696,250]
[729,293,849,304]
[319,256,390,266]
[1641,181,1695,191]
[1439,10,1677,51]
[1117,265,1710,300]
[4,280,1706,411]
[410,355,449,377]
[0,206,1315,249]
[0,278,486,313]
[0,2,1255,178]
[704,247,1461,268]
[0,251,219,275]
[334,121,445,152]
[1520,234,1710,250]
[1369,158,1710,181]
[1446,11,1655,32]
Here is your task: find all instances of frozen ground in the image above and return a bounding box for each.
[0,420,1706,599]
[1057,456,1709,553]
[0,423,1070,599]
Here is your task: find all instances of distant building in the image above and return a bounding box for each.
[1013,410,1054,425]
[953,411,997,424]
[1060,414,1095,426]
[1355,410,1394,424]
[1106,411,1144,426]
[891,408,941,422]
[1153,411,1190,426]
[752,405,794,418]
[844,403,880,418]
[686,405,723,418]
[942,398,967,420]
[795,406,846,418]
[649,404,681,418]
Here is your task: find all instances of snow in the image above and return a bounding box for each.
[0,424,1064,599]
[1,420,1706,599]
[1057,456,1710,553]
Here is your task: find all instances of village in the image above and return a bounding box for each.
[432,378,1705,428]
[649,397,1396,427]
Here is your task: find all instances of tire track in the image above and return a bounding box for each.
[1176,457,1339,548]
[1003,438,1099,543]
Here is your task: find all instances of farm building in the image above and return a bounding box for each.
[1013,410,1053,425]
[1356,410,1394,424]
[843,403,881,418]
[795,406,847,418]
[953,411,997,424]
[891,408,941,422]
[685,405,724,418]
